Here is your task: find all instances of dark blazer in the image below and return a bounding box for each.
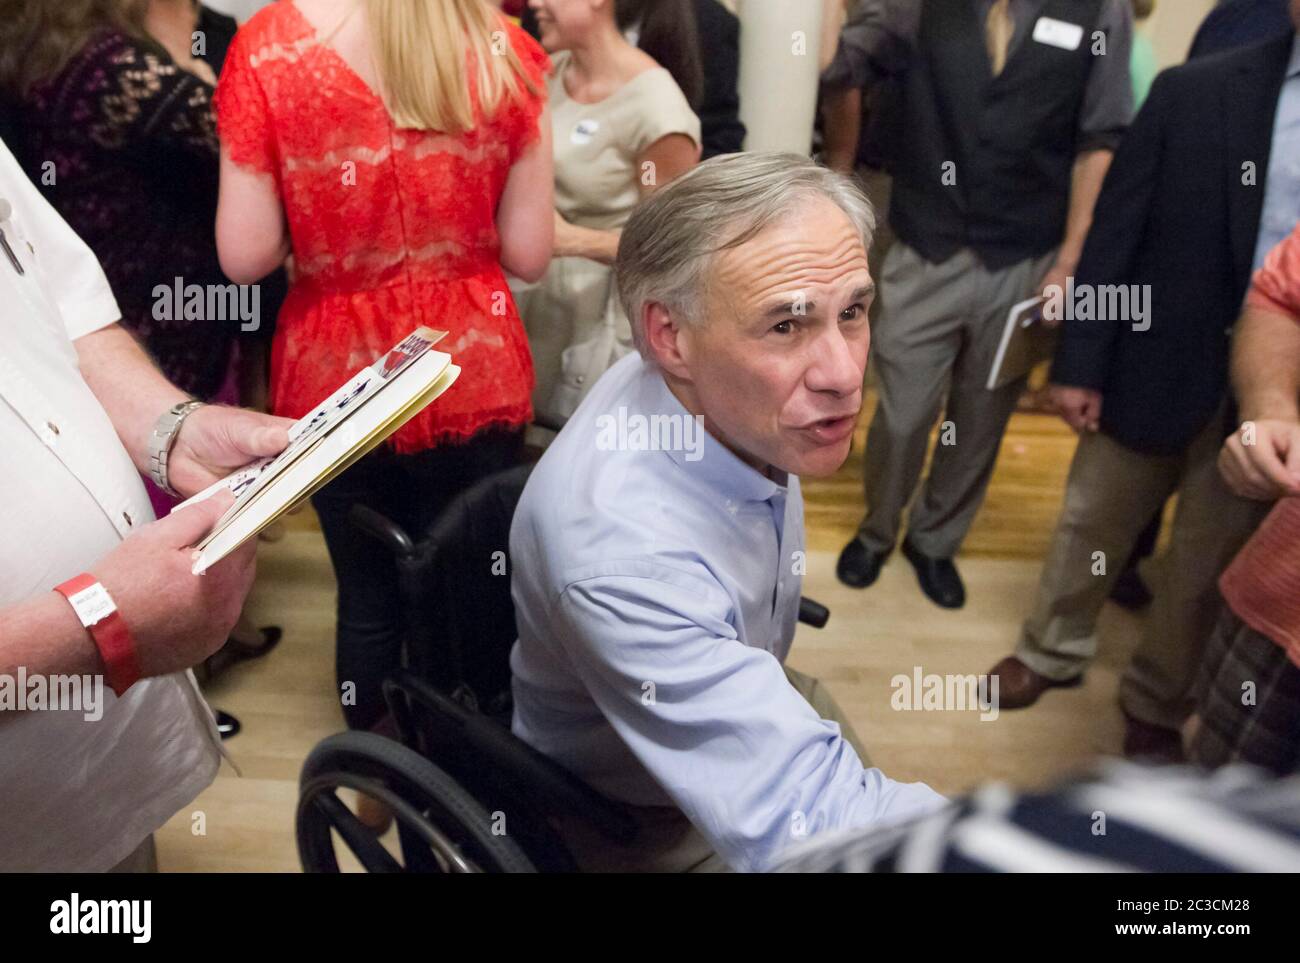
[1050,33,1293,455]
[1189,0,1292,60]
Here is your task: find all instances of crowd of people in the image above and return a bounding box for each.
[0,0,1297,873]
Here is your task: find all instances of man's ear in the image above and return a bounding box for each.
[643,301,694,380]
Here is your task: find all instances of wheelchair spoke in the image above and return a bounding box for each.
[311,791,405,873]
[298,731,539,872]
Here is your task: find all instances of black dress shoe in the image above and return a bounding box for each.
[836,537,889,589]
[214,710,241,740]
[901,540,965,608]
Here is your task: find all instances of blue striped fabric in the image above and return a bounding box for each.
[776,762,1300,873]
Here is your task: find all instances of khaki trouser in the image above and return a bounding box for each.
[1016,403,1270,730]
[554,666,870,873]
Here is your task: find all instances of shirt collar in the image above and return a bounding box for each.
[640,365,787,505]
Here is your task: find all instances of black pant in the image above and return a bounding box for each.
[312,428,523,730]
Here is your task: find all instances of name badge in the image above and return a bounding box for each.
[571,119,600,146]
[1032,16,1084,51]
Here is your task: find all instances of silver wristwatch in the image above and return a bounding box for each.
[147,400,204,496]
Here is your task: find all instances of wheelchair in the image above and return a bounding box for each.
[296,460,831,873]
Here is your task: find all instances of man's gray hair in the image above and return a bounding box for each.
[614,152,876,354]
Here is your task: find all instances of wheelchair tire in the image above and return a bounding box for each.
[297,730,536,873]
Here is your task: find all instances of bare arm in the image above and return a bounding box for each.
[0,493,255,722]
[75,324,292,496]
[497,102,556,283]
[554,133,699,265]
[637,132,699,196]
[2,331,281,700]
[1040,152,1116,432]
[0,594,103,681]
[216,143,291,284]
[1218,267,1300,500]
[552,217,622,265]
[74,324,189,474]
[1234,305,1300,423]
[820,86,862,174]
[1051,149,1113,282]
[0,339,214,710]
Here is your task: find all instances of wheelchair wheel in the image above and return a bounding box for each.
[297,731,536,873]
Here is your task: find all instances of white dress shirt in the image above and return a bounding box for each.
[510,354,946,872]
[0,138,221,871]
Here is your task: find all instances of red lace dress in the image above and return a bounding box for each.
[215,3,550,452]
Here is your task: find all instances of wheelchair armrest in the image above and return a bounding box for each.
[798,596,829,629]
[348,504,416,559]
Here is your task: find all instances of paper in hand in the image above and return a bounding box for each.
[175,327,460,572]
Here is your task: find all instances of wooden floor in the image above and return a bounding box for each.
[157,394,1159,871]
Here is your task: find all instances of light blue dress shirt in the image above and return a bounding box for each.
[1254,34,1300,271]
[509,354,947,872]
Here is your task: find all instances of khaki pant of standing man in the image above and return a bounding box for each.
[995,401,1269,751]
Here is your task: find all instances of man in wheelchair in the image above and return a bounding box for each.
[509,152,947,872]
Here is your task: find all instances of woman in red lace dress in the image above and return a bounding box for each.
[215,0,553,732]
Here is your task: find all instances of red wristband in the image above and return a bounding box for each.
[54,574,141,697]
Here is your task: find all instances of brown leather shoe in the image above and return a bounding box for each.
[988,656,1082,710]
[355,792,394,835]
[1122,711,1186,764]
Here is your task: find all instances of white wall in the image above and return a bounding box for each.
[735,0,825,152]
[1145,0,1218,68]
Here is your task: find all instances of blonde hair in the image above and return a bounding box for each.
[367,0,540,134]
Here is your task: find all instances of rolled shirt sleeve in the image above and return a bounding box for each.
[1075,0,1135,152]
[820,0,919,89]
[551,568,948,873]
[1247,221,1300,324]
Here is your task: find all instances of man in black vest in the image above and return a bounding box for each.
[985,24,1300,760]
[824,0,1133,607]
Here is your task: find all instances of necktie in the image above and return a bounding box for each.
[986,0,1014,76]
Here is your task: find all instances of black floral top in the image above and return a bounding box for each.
[6,10,256,399]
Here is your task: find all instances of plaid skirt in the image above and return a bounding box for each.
[1191,605,1300,774]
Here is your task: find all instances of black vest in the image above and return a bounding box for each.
[888,0,1106,269]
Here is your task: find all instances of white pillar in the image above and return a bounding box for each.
[736,0,826,154]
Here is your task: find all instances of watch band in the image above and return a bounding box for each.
[54,574,141,697]
[147,400,204,496]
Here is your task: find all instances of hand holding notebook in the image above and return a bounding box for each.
[175,328,461,573]
[986,296,1055,391]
